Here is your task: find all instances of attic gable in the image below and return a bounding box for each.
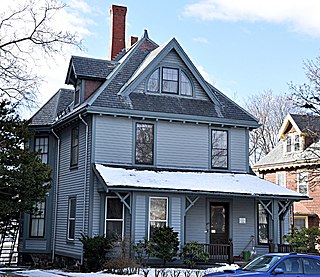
[117,37,221,110]
[278,114,302,140]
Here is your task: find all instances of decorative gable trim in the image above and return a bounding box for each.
[117,37,222,116]
[278,114,302,140]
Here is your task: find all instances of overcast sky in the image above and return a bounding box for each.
[3,0,320,117]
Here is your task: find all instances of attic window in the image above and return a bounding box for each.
[146,67,193,96]
[286,136,292,153]
[294,135,300,151]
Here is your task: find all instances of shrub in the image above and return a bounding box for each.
[283,227,320,253]
[180,241,209,268]
[132,238,150,265]
[147,226,179,266]
[104,258,140,274]
[79,233,114,272]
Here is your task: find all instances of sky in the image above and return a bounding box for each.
[3,0,320,117]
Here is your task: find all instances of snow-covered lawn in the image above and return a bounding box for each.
[0,264,239,277]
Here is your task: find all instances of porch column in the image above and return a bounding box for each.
[271,199,280,245]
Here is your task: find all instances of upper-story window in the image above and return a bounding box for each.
[298,172,308,195]
[285,133,301,153]
[286,135,292,153]
[70,126,79,167]
[276,172,286,187]
[211,130,228,169]
[294,135,300,151]
[35,137,49,164]
[147,67,192,96]
[74,80,81,106]
[135,123,154,165]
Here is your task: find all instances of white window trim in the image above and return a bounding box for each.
[67,197,76,241]
[276,171,286,187]
[284,133,302,154]
[294,215,308,229]
[148,196,168,239]
[105,196,125,239]
[297,172,308,195]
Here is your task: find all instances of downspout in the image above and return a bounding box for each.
[79,114,88,265]
[51,129,60,263]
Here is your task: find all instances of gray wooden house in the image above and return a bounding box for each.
[20,5,307,265]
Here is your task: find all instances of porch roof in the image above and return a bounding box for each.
[94,164,308,200]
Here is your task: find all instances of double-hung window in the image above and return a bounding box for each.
[67,197,76,240]
[257,203,269,244]
[149,197,168,238]
[135,123,154,165]
[70,126,79,166]
[298,172,308,195]
[30,201,46,237]
[211,130,228,169]
[105,197,124,239]
[286,136,292,153]
[162,67,179,94]
[276,172,286,187]
[294,135,300,151]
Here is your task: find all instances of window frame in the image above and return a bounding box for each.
[297,172,308,195]
[294,134,300,151]
[105,196,124,239]
[34,137,49,164]
[257,203,269,245]
[286,135,292,153]
[67,197,76,241]
[294,215,308,230]
[162,67,179,94]
[134,122,155,166]
[29,201,46,238]
[70,126,79,167]
[211,129,228,169]
[148,197,168,239]
[276,172,286,187]
[146,67,193,97]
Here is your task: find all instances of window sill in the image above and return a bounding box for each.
[69,165,78,170]
[66,239,75,244]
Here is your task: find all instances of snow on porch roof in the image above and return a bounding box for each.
[95,164,308,200]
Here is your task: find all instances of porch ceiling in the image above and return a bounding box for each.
[94,164,309,200]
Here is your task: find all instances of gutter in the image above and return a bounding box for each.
[79,114,88,265]
[51,129,60,263]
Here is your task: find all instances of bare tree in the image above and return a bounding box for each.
[245,90,297,164]
[0,0,82,107]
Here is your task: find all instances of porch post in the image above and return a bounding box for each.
[272,199,280,246]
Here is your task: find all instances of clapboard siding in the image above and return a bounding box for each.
[157,122,208,169]
[232,198,255,256]
[91,178,101,236]
[95,116,132,164]
[134,194,147,243]
[185,197,206,243]
[230,128,247,172]
[25,240,47,251]
[170,197,182,244]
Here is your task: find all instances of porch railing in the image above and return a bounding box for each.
[202,240,233,264]
[269,243,293,253]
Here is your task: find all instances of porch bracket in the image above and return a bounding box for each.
[115,192,131,214]
[185,196,199,214]
[278,200,293,219]
[258,199,273,219]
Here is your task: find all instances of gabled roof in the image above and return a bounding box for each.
[94,164,308,200]
[30,88,74,126]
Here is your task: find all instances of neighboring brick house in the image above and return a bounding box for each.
[254,113,320,230]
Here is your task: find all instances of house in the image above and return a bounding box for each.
[254,113,320,230]
[19,5,308,266]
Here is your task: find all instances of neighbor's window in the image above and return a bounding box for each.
[135,123,154,165]
[67,197,76,240]
[30,201,46,238]
[162,67,179,94]
[257,203,269,244]
[70,126,79,166]
[294,135,300,151]
[105,197,124,239]
[211,130,228,169]
[298,172,308,195]
[286,135,292,153]
[294,216,308,230]
[147,68,160,92]
[149,197,168,238]
[276,172,286,187]
[180,71,192,96]
[35,137,49,164]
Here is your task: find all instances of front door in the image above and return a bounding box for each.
[210,202,229,244]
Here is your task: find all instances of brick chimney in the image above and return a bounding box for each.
[109,5,127,60]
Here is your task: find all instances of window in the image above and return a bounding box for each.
[74,80,81,106]
[147,68,192,96]
[149,197,168,238]
[276,172,286,187]
[147,68,160,92]
[162,67,179,94]
[294,135,300,151]
[67,197,76,240]
[298,172,308,195]
[302,257,320,274]
[286,135,292,153]
[105,197,124,239]
[135,123,154,165]
[294,216,308,230]
[258,203,269,244]
[30,201,45,237]
[180,71,192,96]
[35,137,49,164]
[70,126,79,166]
[211,130,228,169]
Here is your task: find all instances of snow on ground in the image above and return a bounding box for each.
[0,264,239,277]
